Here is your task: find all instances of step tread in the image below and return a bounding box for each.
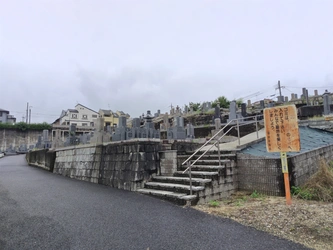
[178,153,236,158]
[153,176,211,183]
[193,159,230,163]
[181,165,224,170]
[145,182,205,191]
[137,189,197,200]
[175,171,219,176]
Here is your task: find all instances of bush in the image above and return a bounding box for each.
[0,122,51,131]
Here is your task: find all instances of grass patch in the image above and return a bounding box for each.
[209,200,220,207]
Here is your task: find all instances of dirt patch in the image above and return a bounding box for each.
[195,192,333,250]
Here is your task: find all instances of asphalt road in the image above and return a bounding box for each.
[0,155,309,250]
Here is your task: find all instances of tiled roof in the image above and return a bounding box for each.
[0,109,9,113]
[241,126,333,158]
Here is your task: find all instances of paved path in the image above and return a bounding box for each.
[201,129,266,152]
[0,155,308,250]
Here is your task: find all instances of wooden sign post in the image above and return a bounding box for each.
[264,105,301,205]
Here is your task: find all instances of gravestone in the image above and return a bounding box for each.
[302,88,309,105]
[52,129,64,149]
[184,105,189,114]
[118,116,127,128]
[126,128,135,140]
[241,103,247,117]
[214,104,221,120]
[323,90,331,115]
[186,123,195,138]
[167,116,186,140]
[260,100,265,109]
[43,130,49,141]
[228,101,237,121]
[132,118,141,128]
[91,117,110,144]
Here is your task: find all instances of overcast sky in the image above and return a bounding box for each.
[1,0,333,123]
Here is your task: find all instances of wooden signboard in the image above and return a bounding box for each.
[264,104,301,205]
[264,105,301,152]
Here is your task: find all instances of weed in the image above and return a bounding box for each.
[209,200,220,207]
[250,190,260,198]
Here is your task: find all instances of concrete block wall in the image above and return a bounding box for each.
[198,159,238,204]
[26,149,56,172]
[159,150,177,176]
[290,144,333,187]
[100,141,162,191]
[54,145,102,184]
[237,154,284,196]
[238,144,333,196]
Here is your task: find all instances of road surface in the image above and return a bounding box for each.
[0,155,308,250]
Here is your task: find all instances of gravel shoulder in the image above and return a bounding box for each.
[195,192,333,250]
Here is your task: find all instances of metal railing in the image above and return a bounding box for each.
[182,114,263,195]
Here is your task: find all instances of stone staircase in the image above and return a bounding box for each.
[137,151,237,205]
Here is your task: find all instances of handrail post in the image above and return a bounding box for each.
[237,119,240,146]
[217,140,221,167]
[255,115,259,139]
[187,161,192,195]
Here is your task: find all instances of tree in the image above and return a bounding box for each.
[236,98,243,106]
[189,102,201,112]
[212,96,230,108]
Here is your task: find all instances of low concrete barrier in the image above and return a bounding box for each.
[26,149,56,172]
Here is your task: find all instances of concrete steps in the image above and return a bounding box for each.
[138,150,236,206]
[152,176,211,186]
[137,188,197,206]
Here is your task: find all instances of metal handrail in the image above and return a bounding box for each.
[182,126,235,173]
[181,119,235,166]
[182,114,263,175]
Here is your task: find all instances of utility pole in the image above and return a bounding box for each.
[28,105,32,124]
[278,80,282,97]
[26,102,29,123]
[275,80,285,103]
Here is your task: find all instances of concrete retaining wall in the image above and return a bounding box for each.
[54,145,102,184]
[289,144,333,187]
[237,144,333,195]
[26,149,56,172]
[50,140,163,191]
[99,141,162,190]
[0,129,44,152]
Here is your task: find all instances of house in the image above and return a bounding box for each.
[99,109,130,129]
[0,109,16,124]
[51,104,99,141]
[99,109,119,128]
[58,104,99,127]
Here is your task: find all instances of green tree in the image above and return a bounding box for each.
[212,96,230,108]
[189,102,201,112]
[236,98,243,106]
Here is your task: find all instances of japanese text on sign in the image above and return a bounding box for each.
[264,105,301,152]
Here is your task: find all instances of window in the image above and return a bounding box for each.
[82,115,88,119]
[0,112,2,116]
[72,114,77,119]
[92,115,97,118]
[72,123,77,126]
[82,123,88,126]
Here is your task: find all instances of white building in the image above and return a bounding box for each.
[0,109,16,124]
[58,104,99,127]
